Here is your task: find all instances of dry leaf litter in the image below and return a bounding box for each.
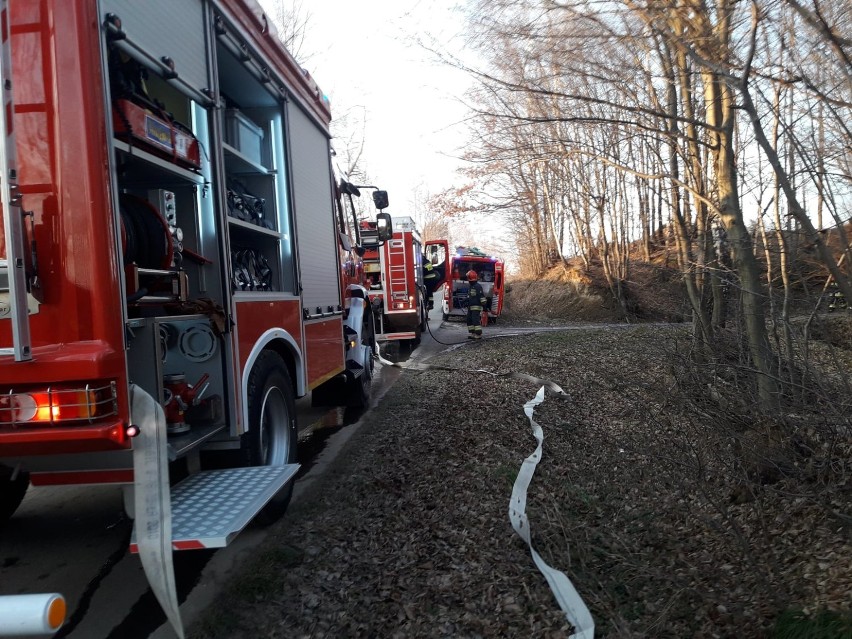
[193,323,851,639]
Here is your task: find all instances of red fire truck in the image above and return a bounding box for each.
[0,0,389,629]
[441,247,505,323]
[361,216,447,349]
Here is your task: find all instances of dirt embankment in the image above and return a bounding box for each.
[192,314,851,638]
[503,261,687,325]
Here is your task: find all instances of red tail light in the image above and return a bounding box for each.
[0,382,117,426]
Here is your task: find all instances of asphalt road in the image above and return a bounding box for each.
[0,297,476,639]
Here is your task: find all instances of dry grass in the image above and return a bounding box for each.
[505,259,685,324]
[503,278,615,324]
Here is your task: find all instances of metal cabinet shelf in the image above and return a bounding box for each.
[223,142,270,175]
[114,139,204,184]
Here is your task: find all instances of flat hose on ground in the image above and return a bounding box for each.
[373,349,593,637]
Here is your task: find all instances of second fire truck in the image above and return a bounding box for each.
[441,247,505,323]
[361,216,447,350]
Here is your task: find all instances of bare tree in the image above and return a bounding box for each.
[456,0,852,410]
[266,0,315,63]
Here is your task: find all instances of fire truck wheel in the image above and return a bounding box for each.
[0,466,29,524]
[244,350,298,524]
[347,310,375,408]
[347,351,372,408]
[442,311,449,322]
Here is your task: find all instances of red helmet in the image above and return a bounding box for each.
[466,270,478,282]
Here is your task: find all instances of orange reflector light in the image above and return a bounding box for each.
[0,592,66,634]
[47,595,66,630]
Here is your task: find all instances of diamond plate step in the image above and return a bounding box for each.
[130,464,299,552]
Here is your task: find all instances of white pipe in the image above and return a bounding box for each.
[0,594,65,636]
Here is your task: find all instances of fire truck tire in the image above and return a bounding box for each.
[0,466,29,524]
[442,311,449,321]
[348,353,372,408]
[243,350,298,525]
[347,311,375,408]
[411,307,423,348]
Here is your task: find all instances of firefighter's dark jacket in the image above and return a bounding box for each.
[423,259,443,282]
[467,281,487,311]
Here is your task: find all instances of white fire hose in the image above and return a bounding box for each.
[0,593,66,636]
[512,387,595,638]
[130,384,184,639]
[376,349,594,637]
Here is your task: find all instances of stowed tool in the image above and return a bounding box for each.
[162,373,210,435]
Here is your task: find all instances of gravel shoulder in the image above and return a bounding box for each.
[191,323,851,639]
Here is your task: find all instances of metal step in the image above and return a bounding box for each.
[166,422,227,461]
[130,464,299,551]
[348,362,364,379]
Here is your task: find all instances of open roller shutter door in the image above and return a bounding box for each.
[101,0,208,94]
[287,104,339,314]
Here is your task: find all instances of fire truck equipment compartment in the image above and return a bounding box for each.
[119,194,174,270]
[224,109,265,167]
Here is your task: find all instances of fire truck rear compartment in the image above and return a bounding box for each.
[452,260,496,282]
[111,26,299,451]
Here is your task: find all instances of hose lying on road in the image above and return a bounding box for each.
[376,345,568,397]
[423,314,468,346]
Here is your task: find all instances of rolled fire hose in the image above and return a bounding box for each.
[0,593,66,636]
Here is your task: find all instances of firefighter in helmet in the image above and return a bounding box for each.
[422,254,444,310]
[465,270,487,340]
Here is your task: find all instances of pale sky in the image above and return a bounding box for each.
[260,0,474,212]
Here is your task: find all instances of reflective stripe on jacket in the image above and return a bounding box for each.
[467,281,487,311]
[423,260,438,281]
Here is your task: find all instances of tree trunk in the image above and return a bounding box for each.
[705,70,779,411]
[661,44,713,348]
